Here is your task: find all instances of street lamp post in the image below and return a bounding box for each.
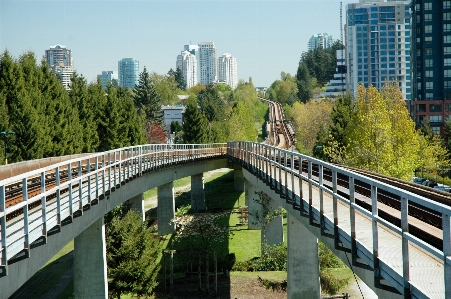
[0,131,15,165]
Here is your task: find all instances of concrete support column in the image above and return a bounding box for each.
[158,182,175,236]
[233,166,245,192]
[246,179,261,230]
[74,217,108,299]
[287,212,320,299]
[191,173,205,211]
[129,193,144,221]
[262,210,283,247]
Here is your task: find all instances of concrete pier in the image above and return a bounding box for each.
[129,193,144,221]
[287,212,320,298]
[74,218,108,299]
[191,173,205,211]
[157,182,175,235]
[233,166,244,192]
[246,179,261,230]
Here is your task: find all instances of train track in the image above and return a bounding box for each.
[259,97,295,149]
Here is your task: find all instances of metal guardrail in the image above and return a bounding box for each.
[0,143,226,274]
[227,141,451,299]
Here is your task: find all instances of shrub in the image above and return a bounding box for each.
[320,270,349,295]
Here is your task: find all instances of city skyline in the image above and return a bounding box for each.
[1,0,353,87]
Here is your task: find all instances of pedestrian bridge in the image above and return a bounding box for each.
[0,142,449,299]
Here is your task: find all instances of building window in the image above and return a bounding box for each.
[430,115,442,123]
[446,47,451,54]
[430,104,442,112]
[432,127,441,134]
[446,69,451,77]
[446,81,451,88]
[426,93,434,99]
[425,36,433,44]
[425,14,432,21]
[426,82,433,89]
[446,58,451,66]
[426,70,434,77]
[446,103,451,112]
[446,13,451,21]
[445,24,451,32]
[417,82,422,90]
[425,59,433,67]
[445,1,451,9]
[418,104,426,112]
[424,2,432,10]
[445,35,451,43]
[425,25,433,33]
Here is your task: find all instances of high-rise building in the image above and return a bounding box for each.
[322,50,347,97]
[98,71,118,90]
[345,0,411,100]
[218,53,238,89]
[118,58,139,89]
[307,33,335,51]
[45,44,74,91]
[410,0,451,134]
[176,51,198,89]
[183,44,200,82]
[198,42,217,85]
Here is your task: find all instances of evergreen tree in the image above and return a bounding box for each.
[133,67,164,127]
[197,83,224,122]
[70,73,100,153]
[118,86,145,146]
[296,62,313,103]
[174,67,186,90]
[443,118,451,153]
[106,211,161,299]
[419,118,434,141]
[182,96,208,143]
[98,85,123,151]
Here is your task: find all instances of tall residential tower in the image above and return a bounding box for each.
[411,0,451,134]
[198,42,217,85]
[218,53,238,89]
[345,0,411,100]
[307,33,335,51]
[118,58,139,89]
[45,44,74,91]
[176,51,198,89]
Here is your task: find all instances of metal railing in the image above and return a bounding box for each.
[0,143,226,274]
[227,141,451,299]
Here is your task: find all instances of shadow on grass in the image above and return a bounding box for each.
[153,170,243,299]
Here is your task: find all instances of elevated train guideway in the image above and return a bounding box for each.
[1,141,451,297]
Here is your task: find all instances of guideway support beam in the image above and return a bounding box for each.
[191,173,205,211]
[74,217,108,299]
[158,182,175,236]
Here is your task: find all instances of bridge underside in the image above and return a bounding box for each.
[2,158,228,299]
[242,168,403,299]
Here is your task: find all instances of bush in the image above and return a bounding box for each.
[320,270,349,295]
[257,276,287,292]
[231,243,287,272]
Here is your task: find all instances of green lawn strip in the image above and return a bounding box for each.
[231,270,286,281]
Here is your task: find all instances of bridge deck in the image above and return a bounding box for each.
[278,166,445,299]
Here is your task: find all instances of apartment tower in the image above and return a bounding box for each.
[118,58,139,89]
[218,53,238,89]
[346,0,411,100]
[198,42,217,85]
[45,44,74,91]
[176,51,198,89]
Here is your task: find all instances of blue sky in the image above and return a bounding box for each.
[1,0,354,87]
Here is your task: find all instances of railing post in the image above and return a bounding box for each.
[332,170,338,248]
[443,213,451,299]
[87,158,92,205]
[108,152,111,192]
[349,176,357,260]
[56,166,61,226]
[278,149,282,192]
[401,196,410,298]
[41,171,47,242]
[1,184,8,273]
[118,150,122,187]
[319,165,324,228]
[308,160,313,224]
[284,151,289,200]
[95,157,99,199]
[78,161,83,214]
[299,156,304,213]
[290,154,295,207]
[68,163,74,218]
[23,177,30,257]
[102,154,106,196]
[371,184,379,274]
